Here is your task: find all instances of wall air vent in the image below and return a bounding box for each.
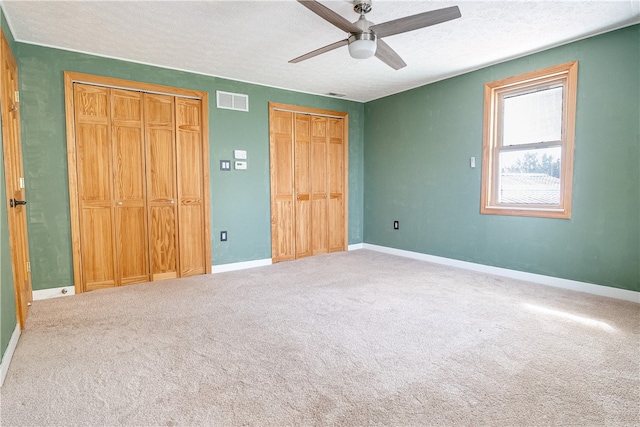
[216,91,249,112]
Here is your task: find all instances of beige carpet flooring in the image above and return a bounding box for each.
[1,250,638,426]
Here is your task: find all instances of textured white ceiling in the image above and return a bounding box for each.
[2,0,639,102]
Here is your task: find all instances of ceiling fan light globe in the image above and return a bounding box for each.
[348,33,377,59]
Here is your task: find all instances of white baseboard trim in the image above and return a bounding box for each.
[211,258,272,274]
[363,244,639,303]
[32,286,75,301]
[0,324,21,387]
[348,243,364,251]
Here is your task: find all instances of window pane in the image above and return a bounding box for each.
[502,86,562,146]
[499,147,561,205]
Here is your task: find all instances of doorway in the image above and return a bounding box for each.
[64,72,212,293]
[268,102,348,263]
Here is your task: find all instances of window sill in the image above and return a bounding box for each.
[481,205,571,219]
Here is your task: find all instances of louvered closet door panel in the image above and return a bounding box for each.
[328,118,345,252]
[294,114,312,258]
[176,98,206,277]
[112,89,149,285]
[145,94,179,281]
[270,110,295,262]
[74,84,117,290]
[311,116,329,255]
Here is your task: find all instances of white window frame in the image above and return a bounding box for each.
[481,61,578,219]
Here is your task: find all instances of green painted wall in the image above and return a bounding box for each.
[4,13,638,301]
[364,25,640,291]
[15,43,364,291]
[1,7,18,361]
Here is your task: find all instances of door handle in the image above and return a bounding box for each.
[9,199,27,208]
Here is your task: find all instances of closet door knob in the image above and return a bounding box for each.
[170,200,175,204]
[9,199,27,208]
[117,201,123,206]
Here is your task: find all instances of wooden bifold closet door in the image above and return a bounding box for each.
[269,103,348,263]
[65,72,211,293]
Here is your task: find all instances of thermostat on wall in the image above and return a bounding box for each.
[235,161,247,170]
[234,150,247,160]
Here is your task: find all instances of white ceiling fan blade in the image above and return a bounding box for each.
[370,6,461,38]
[289,39,349,64]
[298,0,361,34]
[375,39,407,70]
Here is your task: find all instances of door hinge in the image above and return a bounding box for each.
[19,177,25,189]
[26,261,31,272]
[14,90,19,103]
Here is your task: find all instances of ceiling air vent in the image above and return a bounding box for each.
[216,91,249,112]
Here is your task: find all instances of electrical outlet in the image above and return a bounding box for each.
[393,220,399,230]
[220,231,227,241]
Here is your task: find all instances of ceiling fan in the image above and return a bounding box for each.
[290,0,461,70]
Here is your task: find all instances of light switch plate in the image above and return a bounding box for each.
[235,161,247,170]
[220,160,231,171]
[234,150,247,160]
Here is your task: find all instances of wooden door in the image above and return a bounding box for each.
[269,103,348,264]
[65,72,211,293]
[176,97,208,277]
[145,94,179,281]
[112,89,149,285]
[311,116,329,255]
[328,118,345,252]
[294,114,312,258]
[269,110,295,262]
[74,84,118,291]
[75,86,150,290]
[1,31,33,328]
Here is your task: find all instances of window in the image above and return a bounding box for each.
[481,61,578,219]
